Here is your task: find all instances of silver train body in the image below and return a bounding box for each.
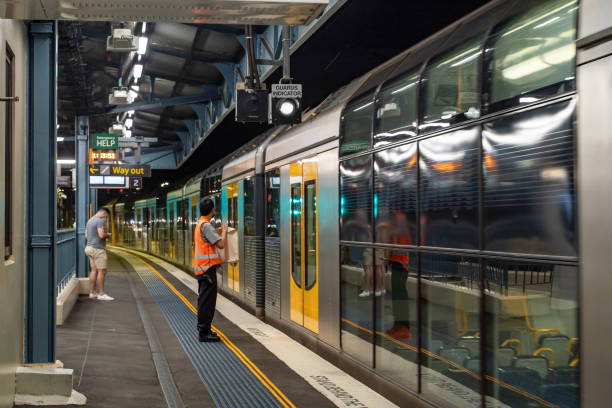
[112,0,612,406]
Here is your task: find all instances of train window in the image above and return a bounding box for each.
[421,254,482,406]
[244,178,255,236]
[340,155,373,243]
[291,183,302,289]
[484,261,579,408]
[420,37,482,131]
[483,100,576,256]
[4,44,13,259]
[484,0,577,113]
[266,169,280,237]
[340,92,374,157]
[304,180,317,289]
[340,245,374,367]
[374,70,419,147]
[374,143,417,246]
[375,248,418,392]
[419,127,479,249]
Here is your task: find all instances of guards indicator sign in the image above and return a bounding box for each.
[93,133,118,150]
[89,164,152,177]
[271,83,302,98]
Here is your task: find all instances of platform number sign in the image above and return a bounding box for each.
[130,177,142,189]
[93,133,118,150]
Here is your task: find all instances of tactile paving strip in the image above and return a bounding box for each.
[117,250,290,408]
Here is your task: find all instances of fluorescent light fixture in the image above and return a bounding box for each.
[128,110,135,116]
[502,44,575,80]
[125,130,132,138]
[391,81,417,95]
[141,22,147,34]
[57,159,75,164]
[90,176,104,184]
[104,176,125,185]
[353,101,373,112]
[57,137,64,142]
[534,16,560,30]
[133,64,144,79]
[137,37,148,55]
[125,118,133,129]
[519,97,539,104]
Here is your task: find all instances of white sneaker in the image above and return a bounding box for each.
[97,294,114,301]
[89,293,97,299]
[358,290,371,298]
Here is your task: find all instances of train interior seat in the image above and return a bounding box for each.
[439,347,471,367]
[457,337,479,358]
[551,367,578,385]
[464,358,479,373]
[496,347,516,368]
[539,334,571,367]
[498,367,541,397]
[514,355,550,380]
[540,384,579,408]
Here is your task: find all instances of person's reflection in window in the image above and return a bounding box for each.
[386,211,412,340]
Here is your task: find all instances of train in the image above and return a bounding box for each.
[110,0,584,406]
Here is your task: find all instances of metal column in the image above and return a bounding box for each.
[25,21,57,364]
[75,116,89,277]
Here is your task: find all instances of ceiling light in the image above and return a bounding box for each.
[57,137,64,142]
[141,22,147,34]
[137,37,148,55]
[57,159,76,164]
[128,110,135,117]
[133,64,143,79]
[125,130,132,138]
[125,118,133,129]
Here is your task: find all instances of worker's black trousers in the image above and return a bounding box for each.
[197,266,217,335]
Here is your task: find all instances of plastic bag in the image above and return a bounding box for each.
[218,227,239,263]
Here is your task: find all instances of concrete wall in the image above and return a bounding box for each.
[0,19,28,408]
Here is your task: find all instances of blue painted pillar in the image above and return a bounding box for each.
[26,21,57,364]
[75,116,89,278]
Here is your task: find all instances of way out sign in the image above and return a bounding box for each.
[90,164,152,177]
[93,133,118,150]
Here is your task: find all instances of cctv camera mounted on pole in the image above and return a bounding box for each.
[235,25,268,123]
[270,26,302,125]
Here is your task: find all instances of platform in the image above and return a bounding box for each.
[55,250,395,408]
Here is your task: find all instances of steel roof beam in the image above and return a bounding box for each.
[100,91,221,115]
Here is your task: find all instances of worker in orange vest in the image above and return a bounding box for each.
[194,198,227,342]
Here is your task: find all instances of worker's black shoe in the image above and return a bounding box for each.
[199,331,220,342]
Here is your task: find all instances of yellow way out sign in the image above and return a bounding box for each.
[89,164,152,177]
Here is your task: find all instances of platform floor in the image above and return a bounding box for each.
[56,250,395,408]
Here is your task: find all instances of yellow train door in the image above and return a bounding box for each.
[289,160,319,333]
[227,182,239,292]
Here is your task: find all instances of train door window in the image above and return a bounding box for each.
[289,160,319,333]
[5,44,13,260]
[374,70,419,147]
[340,92,374,157]
[226,182,239,292]
[244,178,255,236]
[484,0,577,113]
[420,37,482,132]
[266,169,280,237]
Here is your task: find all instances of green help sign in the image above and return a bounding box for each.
[93,133,118,150]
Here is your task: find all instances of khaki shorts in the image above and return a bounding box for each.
[85,246,107,269]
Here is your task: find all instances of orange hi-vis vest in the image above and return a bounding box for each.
[390,232,411,271]
[193,216,221,275]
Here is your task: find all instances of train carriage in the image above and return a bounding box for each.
[112,0,584,406]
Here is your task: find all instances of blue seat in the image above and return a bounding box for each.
[464,358,479,373]
[552,367,578,385]
[514,355,550,380]
[541,384,579,408]
[499,367,541,397]
[458,337,480,358]
[539,334,570,367]
[496,347,516,368]
[440,347,471,367]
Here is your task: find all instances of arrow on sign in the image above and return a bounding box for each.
[89,167,99,175]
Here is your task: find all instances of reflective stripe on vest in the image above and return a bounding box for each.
[193,216,221,275]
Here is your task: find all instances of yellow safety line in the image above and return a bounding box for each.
[113,248,296,408]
